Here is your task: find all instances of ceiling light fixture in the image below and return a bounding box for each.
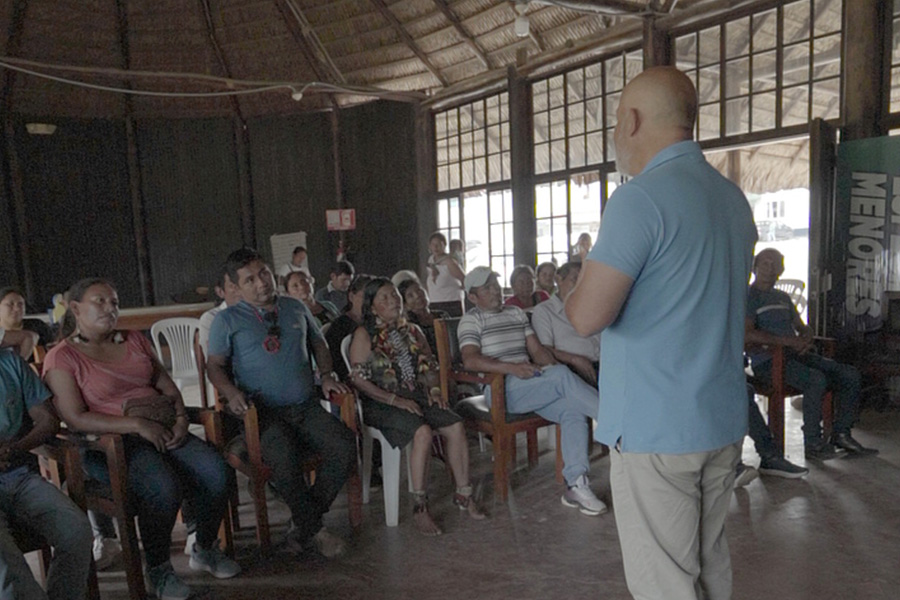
[514,2,530,38]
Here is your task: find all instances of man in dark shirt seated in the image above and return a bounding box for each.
[0,331,92,600]
[745,248,877,460]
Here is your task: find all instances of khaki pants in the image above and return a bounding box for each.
[610,441,740,600]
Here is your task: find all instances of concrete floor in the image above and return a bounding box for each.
[51,399,900,600]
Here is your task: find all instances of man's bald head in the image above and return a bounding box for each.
[621,67,698,133]
[614,67,698,176]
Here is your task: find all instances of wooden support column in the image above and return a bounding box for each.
[1,0,34,300]
[642,16,672,68]
[198,0,255,250]
[725,150,741,187]
[841,0,890,141]
[508,66,536,267]
[415,106,437,277]
[331,109,345,250]
[809,118,838,336]
[116,0,154,305]
[234,119,256,249]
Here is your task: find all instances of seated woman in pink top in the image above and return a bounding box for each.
[503,265,550,311]
[42,278,239,600]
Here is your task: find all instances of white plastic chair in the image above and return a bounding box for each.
[341,335,412,527]
[150,317,202,393]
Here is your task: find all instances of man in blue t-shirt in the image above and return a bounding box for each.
[0,336,92,600]
[746,248,876,459]
[566,67,757,600]
[207,248,356,559]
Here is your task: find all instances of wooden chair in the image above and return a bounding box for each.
[433,318,562,502]
[209,390,363,549]
[747,339,835,454]
[61,409,232,600]
[193,331,212,409]
[24,438,101,600]
[31,344,47,366]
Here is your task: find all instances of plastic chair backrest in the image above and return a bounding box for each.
[340,334,353,373]
[774,279,805,306]
[150,317,201,380]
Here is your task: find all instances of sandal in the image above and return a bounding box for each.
[412,493,442,536]
[453,485,487,520]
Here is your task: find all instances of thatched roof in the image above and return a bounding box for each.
[706,139,810,195]
[0,0,720,118]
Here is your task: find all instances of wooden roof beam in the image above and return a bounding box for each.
[273,0,341,85]
[198,0,244,118]
[369,0,449,87]
[431,0,492,70]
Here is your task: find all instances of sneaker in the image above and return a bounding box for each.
[805,438,840,461]
[189,540,241,579]
[830,432,879,456]
[92,536,122,571]
[733,462,759,488]
[147,561,191,600]
[561,475,608,516]
[759,456,809,479]
[312,528,346,558]
[182,532,197,556]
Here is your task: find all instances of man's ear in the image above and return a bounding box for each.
[624,107,640,137]
[467,292,477,304]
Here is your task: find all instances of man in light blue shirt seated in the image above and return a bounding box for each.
[0,336,92,600]
[567,67,757,600]
[207,248,356,559]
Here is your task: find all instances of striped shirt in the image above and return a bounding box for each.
[457,306,532,363]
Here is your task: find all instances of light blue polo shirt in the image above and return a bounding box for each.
[208,296,324,408]
[588,140,757,454]
[0,349,51,474]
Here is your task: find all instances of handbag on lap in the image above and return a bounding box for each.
[122,395,177,429]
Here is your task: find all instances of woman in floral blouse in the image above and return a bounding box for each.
[348,278,484,535]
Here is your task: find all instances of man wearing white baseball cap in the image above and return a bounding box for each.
[457,266,606,515]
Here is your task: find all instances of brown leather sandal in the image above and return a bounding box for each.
[453,486,487,520]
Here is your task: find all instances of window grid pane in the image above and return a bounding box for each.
[677,0,841,141]
[532,48,638,174]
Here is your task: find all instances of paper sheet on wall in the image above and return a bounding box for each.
[270,231,308,272]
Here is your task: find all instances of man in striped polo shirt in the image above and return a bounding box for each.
[458,266,606,515]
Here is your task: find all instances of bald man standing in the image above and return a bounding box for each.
[566,67,757,599]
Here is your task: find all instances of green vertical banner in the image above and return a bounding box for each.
[834,135,900,337]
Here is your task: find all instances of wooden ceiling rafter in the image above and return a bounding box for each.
[281,0,348,84]
[198,0,246,119]
[272,0,341,108]
[1,0,29,114]
[431,0,493,69]
[369,0,450,87]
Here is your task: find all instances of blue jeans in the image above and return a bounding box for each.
[82,434,231,568]
[745,383,780,461]
[754,353,861,442]
[257,402,356,542]
[0,467,92,600]
[487,365,597,485]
